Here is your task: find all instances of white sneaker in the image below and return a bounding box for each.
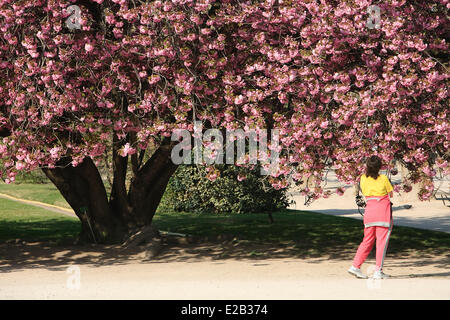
[372,270,389,279]
[347,266,368,279]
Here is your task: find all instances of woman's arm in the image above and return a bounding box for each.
[384,175,394,198]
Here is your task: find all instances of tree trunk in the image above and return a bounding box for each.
[128,141,178,226]
[41,140,178,244]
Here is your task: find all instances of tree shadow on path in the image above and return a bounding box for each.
[1,210,449,278]
[1,236,449,280]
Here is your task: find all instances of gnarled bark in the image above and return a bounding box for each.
[42,157,118,243]
[128,138,179,226]
[41,140,178,244]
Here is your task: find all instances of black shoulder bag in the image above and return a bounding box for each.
[355,181,366,216]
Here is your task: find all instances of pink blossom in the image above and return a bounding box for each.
[85,43,94,52]
[119,143,137,157]
[207,173,218,182]
[320,121,329,129]
[49,147,60,159]
[237,174,246,182]
[234,95,245,105]
[15,161,26,171]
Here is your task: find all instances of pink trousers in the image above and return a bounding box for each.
[352,224,393,271]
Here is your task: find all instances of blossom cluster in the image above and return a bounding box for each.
[0,0,448,200]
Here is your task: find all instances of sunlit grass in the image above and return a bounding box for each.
[0,198,79,243]
[0,183,70,209]
[0,184,449,259]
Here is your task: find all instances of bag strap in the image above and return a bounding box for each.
[355,176,366,216]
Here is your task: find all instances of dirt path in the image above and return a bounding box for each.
[0,240,449,300]
[1,186,449,300]
[1,254,449,299]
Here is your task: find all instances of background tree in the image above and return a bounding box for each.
[160,164,290,215]
[0,0,448,243]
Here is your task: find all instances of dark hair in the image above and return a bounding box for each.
[365,155,382,179]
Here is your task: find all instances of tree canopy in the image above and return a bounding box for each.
[0,0,448,206]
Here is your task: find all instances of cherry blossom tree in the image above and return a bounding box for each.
[0,0,448,243]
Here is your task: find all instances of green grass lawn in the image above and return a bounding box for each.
[0,198,79,243]
[0,183,71,209]
[1,188,449,259]
[153,210,450,257]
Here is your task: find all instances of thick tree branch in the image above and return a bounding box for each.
[110,133,132,219]
[0,127,10,137]
[42,157,113,241]
[128,137,178,224]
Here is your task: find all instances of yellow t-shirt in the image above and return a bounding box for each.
[360,174,393,197]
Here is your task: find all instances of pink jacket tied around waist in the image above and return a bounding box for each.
[363,195,392,228]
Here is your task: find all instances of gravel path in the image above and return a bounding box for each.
[1,177,449,300]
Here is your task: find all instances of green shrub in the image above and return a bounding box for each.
[159,164,290,214]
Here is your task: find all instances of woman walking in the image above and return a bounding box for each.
[348,155,394,279]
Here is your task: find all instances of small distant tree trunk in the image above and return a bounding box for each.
[268,212,274,224]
